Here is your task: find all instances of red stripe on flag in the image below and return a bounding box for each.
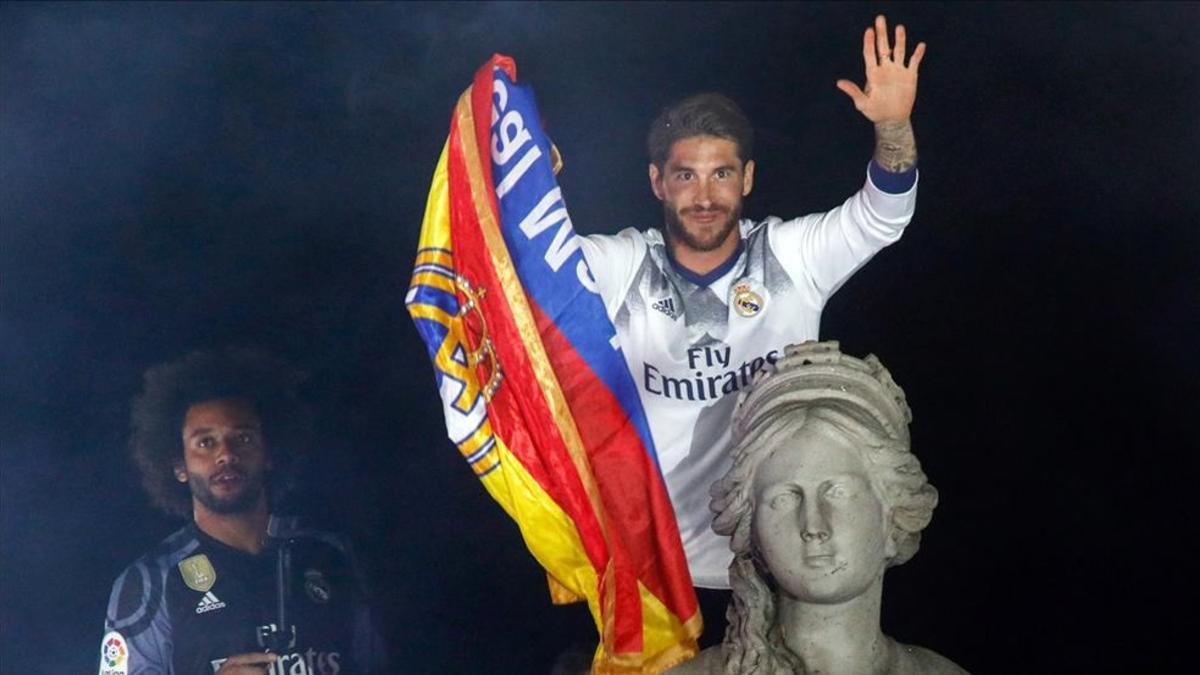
[531,302,700,631]
[468,54,514,195]
[446,113,611,578]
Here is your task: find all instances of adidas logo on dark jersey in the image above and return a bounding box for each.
[195,591,226,614]
[651,297,677,319]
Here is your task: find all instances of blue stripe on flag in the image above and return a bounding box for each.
[408,283,460,320]
[488,69,659,466]
[409,317,449,365]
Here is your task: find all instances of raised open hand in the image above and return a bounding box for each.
[836,15,926,124]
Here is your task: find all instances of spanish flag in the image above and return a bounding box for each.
[406,55,700,672]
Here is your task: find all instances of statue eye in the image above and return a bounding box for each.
[825,483,850,499]
[769,492,799,509]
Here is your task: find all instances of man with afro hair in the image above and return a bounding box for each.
[98,347,386,675]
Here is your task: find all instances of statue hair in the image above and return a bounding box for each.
[708,342,939,674]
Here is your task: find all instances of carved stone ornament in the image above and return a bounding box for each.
[670,341,968,675]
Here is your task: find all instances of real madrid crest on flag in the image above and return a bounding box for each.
[733,282,764,317]
[178,554,216,592]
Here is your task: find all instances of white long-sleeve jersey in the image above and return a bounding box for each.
[579,165,917,588]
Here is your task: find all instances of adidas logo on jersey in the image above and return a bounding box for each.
[651,297,678,319]
[195,591,226,614]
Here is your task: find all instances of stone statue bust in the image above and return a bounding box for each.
[671,341,968,675]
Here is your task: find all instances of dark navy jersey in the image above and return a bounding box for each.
[98,522,386,675]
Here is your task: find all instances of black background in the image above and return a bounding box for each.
[2,2,1196,673]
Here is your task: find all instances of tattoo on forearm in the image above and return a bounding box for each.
[873,121,917,172]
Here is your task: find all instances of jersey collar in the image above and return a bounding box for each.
[664,237,745,288]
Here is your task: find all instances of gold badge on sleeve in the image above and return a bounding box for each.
[178,554,217,592]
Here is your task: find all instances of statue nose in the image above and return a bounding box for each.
[800,496,829,542]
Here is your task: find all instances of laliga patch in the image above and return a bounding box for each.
[732,283,764,317]
[178,554,216,592]
[98,631,128,675]
[304,568,332,604]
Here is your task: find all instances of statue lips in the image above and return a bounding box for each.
[803,550,837,568]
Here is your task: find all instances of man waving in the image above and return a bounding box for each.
[578,15,927,644]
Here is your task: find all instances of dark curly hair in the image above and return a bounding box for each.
[646,93,754,169]
[130,347,311,517]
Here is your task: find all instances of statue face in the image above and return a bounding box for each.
[751,417,893,604]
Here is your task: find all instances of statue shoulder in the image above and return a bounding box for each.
[891,640,971,675]
[667,645,725,674]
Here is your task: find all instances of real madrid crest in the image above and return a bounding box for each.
[732,283,764,317]
[178,554,217,592]
[304,569,332,604]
